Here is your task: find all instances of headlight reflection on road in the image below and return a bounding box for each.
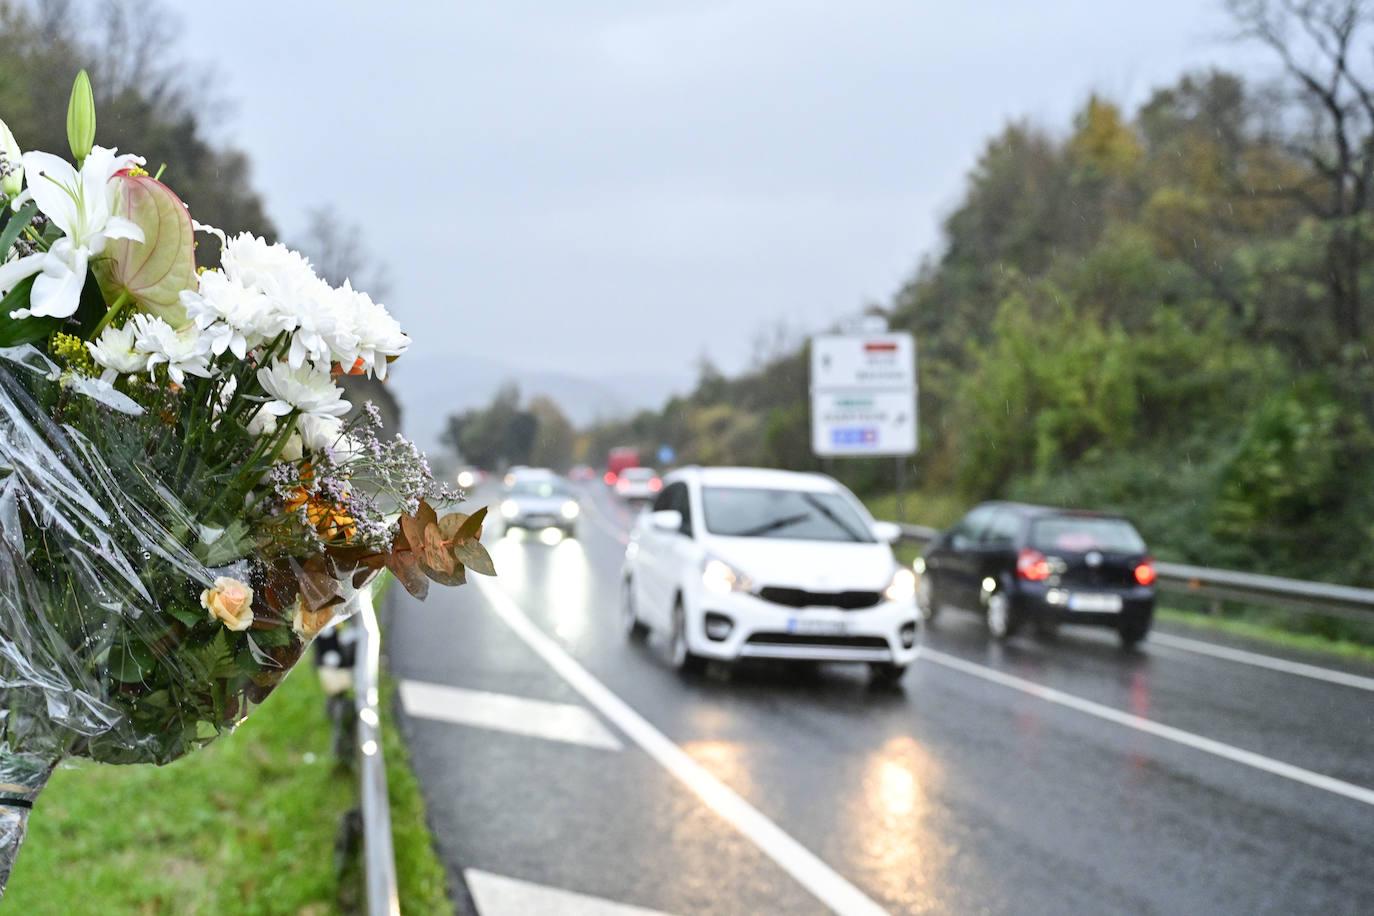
[547,538,591,642]
[853,735,946,912]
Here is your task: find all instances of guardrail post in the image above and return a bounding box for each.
[354,586,401,916]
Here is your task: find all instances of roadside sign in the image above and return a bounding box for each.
[810,390,917,456]
[657,443,675,466]
[811,333,916,391]
[810,332,916,458]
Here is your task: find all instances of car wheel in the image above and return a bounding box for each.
[916,574,940,623]
[622,577,648,641]
[868,662,908,687]
[986,591,1016,641]
[670,599,707,676]
[1119,620,1150,650]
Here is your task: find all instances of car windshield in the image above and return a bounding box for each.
[510,479,569,498]
[1030,516,1146,554]
[621,468,656,481]
[702,487,874,542]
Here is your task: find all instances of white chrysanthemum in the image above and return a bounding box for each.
[332,280,409,379]
[86,323,145,382]
[181,269,287,360]
[245,404,278,438]
[220,232,320,305]
[257,362,351,420]
[298,413,344,452]
[286,286,352,370]
[131,314,212,385]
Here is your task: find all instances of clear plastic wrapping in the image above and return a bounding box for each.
[0,345,363,887]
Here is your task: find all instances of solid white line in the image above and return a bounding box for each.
[399,680,623,751]
[921,648,1374,807]
[466,869,675,916]
[473,577,889,916]
[1149,631,1374,693]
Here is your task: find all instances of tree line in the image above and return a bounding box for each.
[575,0,1374,586]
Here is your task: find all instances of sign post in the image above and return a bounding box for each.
[810,332,917,518]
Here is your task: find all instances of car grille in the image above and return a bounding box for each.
[745,633,890,649]
[756,586,883,610]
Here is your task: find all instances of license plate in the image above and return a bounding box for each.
[1067,593,1123,613]
[786,617,848,636]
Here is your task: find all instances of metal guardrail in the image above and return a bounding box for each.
[354,585,401,916]
[892,522,1374,622]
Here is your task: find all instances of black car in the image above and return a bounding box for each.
[916,502,1156,647]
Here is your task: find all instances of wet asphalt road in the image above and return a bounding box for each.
[386,481,1374,915]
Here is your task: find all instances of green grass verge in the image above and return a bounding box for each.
[1157,607,1374,666]
[7,664,354,915]
[7,624,453,913]
[379,672,452,915]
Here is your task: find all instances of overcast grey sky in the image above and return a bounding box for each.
[179,1,1261,383]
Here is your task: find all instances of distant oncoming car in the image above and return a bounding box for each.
[569,465,596,482]
[500,475,580,537]
[917,502,1156,647]
[614,467,661,501]
[455,466,483,489]
[621,467,919,684]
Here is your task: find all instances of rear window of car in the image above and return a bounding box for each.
[1029,516,1146,554]
[622,468,656,480]
[702,487,874,543]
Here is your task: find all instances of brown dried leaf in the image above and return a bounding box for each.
[385,549,430,600]
[422,524,455,574]
[453,538,496,577]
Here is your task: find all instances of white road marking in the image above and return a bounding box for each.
[921,648,1374,807]
[1149,631,1374,693]
[399,680,623,751]
[579,489,632,544]
[466,869,675,915]
[474,577,890,916]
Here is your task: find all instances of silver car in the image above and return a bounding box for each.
[499,475,580,536]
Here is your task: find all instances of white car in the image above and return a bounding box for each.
[614,466,662,502]
[621,467,919,684]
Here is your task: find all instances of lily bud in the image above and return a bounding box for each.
[66,69,96,164]
[0,117,21,199]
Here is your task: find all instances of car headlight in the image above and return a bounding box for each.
[561,500,580,520]
[457,470,476,489]
[500,499,519,519]
[911,556,926,575]
[702,557,753,595]
[885,567,917,602]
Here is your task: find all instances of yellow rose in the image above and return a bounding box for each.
[292,601,334,639]
[201,577,255,632]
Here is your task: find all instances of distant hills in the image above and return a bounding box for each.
[386,350,692,454]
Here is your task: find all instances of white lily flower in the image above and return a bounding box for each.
[1,146,146,320]
[86,322,145,383]
[131,313,212,386]
[0,118,22,199]
[256,361,351,420]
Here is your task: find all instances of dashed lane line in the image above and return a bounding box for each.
[399,680,624,751]
[921,648,1374,807]
[466,869,676,916]
[473,576,890,916]
[1149,631,1374,693]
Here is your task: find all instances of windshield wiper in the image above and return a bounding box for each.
[735,512,812,537]
[801,494,866,542]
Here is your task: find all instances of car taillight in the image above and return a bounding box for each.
[1134,559,1157,586]
[604,471,617,485]
[1017,548,1051,582]
[649,477,662,492]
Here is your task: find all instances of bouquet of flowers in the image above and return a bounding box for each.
[0,72,490,893]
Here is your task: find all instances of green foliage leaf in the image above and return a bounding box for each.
[0,276,60,346]
[0,201,36,257]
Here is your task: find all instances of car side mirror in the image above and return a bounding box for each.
[871,521,902,544]
[649,509,683,533]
